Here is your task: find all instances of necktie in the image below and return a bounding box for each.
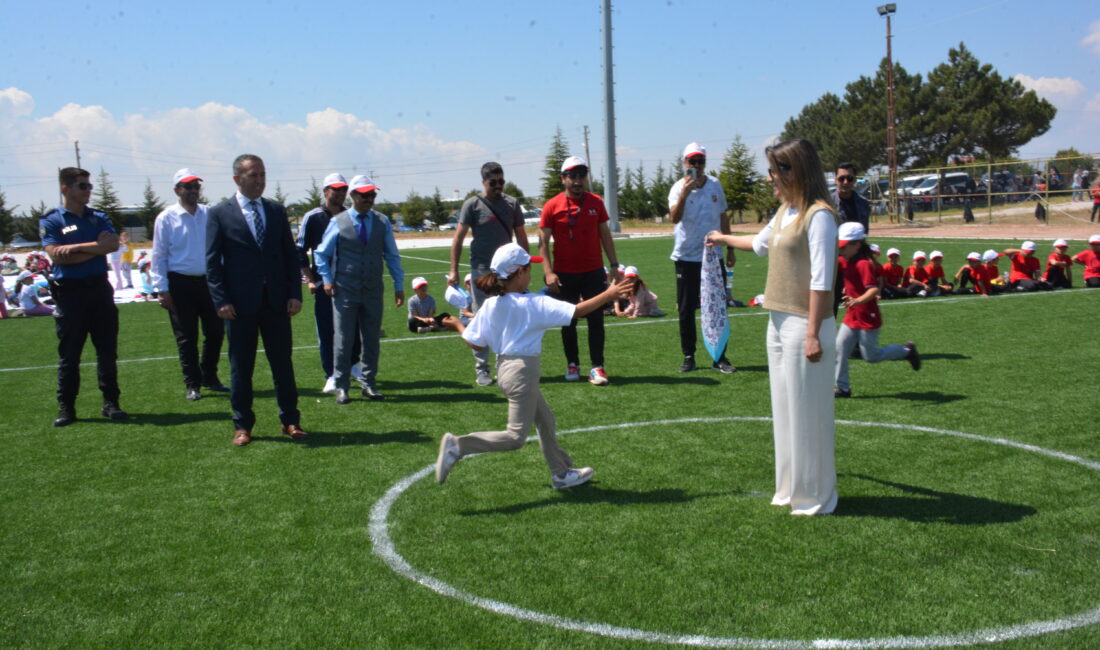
[358,214,369,245]
[250,200,265,246]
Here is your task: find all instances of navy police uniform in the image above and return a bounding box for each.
[40,206,122,410]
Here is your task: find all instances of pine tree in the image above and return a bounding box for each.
[716,137,760,224]
[0,187,14,245]
[541,126,570,201]
[428,188,448,227]
[138,179,166,240]
[92,168,124,233]
[274,182,289,206]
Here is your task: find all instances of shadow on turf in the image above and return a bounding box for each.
[852,390,966,404]
[115,411,227,426]
[919,352,969,361]
[835,474,1036,525]
[459,485,745,516]
[302,430,432,447]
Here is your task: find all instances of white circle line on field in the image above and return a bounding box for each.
[369,416,1100,649]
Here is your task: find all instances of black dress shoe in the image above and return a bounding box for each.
[678,356,696,373]
[187,387,202,401]
[203,380,230,392]
[361,385,385,401]
[335,389,351,405]
[101,402,129,420]
[53,406,76,427]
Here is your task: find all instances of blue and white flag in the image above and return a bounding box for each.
[700,243,729,363]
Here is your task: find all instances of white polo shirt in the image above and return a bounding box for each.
[668,175,728,262]
[462,292,576,356]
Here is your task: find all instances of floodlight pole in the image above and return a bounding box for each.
[879,4,899,223]
[602,0,620,232]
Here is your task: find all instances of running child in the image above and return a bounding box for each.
[833,223,920,398]
[435,243,633,488]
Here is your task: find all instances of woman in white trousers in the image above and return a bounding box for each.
[707,139,839,515]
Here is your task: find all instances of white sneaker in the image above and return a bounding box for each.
[435,433,461,484]
[588,367,609,386]
[552,467,594,489]
[322,376,336,394]
[565,363,580,382]
[350,363,364,381]
[475,370,493,386]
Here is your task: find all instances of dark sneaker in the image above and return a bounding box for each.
[101,402,129,420]
[905,342,922,371]
[678,356,696,373]
[712,359,737,374]
[834,388,852,398]
[53,405,76,427]
[361,385,385,401]
[202,380,229,392]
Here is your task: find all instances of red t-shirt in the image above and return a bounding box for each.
[924,263,946,281]
[1074,249,1100,279]
[539,191,609,273]
[1044,252,1071,280]
[904,264,929,286]
[881,262,904,287]
[840,256,882,330]
[967,263,992,294]
[1092,187,1100,205]
[1008,253,1040,282]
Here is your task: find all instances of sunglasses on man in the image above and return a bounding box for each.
[563,168,588,180]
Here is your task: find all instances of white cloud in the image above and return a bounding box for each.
[1085,93,1100,114]
[1013,74,1085,103]
[1082,20,1100,56]
[0,88,486,210]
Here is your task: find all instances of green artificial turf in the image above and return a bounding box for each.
[2,234,1098,648]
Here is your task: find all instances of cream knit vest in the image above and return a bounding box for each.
[763,200,837,317]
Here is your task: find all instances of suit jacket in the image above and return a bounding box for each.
[206,196,303,316]
[831,189,870,231]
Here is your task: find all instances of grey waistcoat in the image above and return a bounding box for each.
[333,210,385,296]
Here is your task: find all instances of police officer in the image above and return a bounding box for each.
[40,167,128,426]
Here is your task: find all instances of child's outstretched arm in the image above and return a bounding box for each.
[575,278,636,319]
[441,316,483,351]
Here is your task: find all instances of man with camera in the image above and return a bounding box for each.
[668,142,735,374]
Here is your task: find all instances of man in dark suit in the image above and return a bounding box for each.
[206,154,307,446]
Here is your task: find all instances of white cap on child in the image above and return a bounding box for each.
[411,276,428,290]
[982,249,999,263]
[490,242,544,280]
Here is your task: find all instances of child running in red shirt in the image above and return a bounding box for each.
[833,223,920,398]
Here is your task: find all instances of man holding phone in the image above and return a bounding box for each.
[669,142,735,374]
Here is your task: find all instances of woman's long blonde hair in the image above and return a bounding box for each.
[765,139,834,218]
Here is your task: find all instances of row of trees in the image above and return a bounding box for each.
[781,43,1057,171]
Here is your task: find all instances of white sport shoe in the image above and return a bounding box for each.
[588,367,609,386]
[565,363,581,382]
[435,433,461,484]
[475,370,493,387]
[552,467,594,489]
[322,376,336,394]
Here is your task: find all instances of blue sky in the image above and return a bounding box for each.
[1,0,1097,211]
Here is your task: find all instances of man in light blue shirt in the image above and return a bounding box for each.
[314,175,405,404]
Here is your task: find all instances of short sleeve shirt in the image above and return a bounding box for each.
[459,193,523,269]
[1008,253,1040,282]
[668,175,727,262]
[1044,252,1071,279]
[462,292,576,356]
[1073,249,1100,279]
[924,263,945,281]
[539,192,609,274]
[840,256,882,330]
[39,206,116,279]
[904,264,929,286]
[881,263,904,287]
[407,293,436,318]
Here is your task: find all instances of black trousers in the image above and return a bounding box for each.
[1010,279,1053,292]
[167,273,224,388]
[225,295,299,431]
[1044,267,1072,289]
[557,268,607,367]
[52,274,119,407]
[675,260,727,359]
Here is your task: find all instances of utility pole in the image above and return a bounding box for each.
[74,140,81,168]
[601,0,620,233]
[878,4,898,224]
[582,125,592,180]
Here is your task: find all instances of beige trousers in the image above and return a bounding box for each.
[454,355,572,476]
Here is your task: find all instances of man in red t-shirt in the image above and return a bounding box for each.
[1073,234,1100,288]
[538,155,622,385]
[1002,241,1051,291]
[1043,238,1073,289]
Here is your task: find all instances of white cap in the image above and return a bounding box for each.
[837,222,866,246]
[967,251,981,261]
[930,250,944,259]
[349,175,379,194]
[913,250,927,260]
[322,173,348,189]
[982,249,1000,263]
[1022,240,1037,251]
[16,270,32,281]
[1053,238,1068,248]
[560,156,587,173]
[887,247,901,257]
[749,293,766,307]
[682,142,706,160]
[869,243,880,253]
[173,168,202,184]
[623,265,639,278]
[411,276,428,290]
[1090,234,1100,244]
[463,273,472,284]
[489,242,544,279]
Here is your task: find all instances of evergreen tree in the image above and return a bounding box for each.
[503,181,526,205]
[0,187,14,245]
[648,162,675,221]
[540,126,570,201]
[138,178,166,240]
[716,137,760,224]
[428,188,449,227]
[274,182,289,206]
[92,168,124,233]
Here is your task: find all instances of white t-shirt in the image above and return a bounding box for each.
[462,292,576,356]
[18,284,42,310]
[668,175,727,262]
[751,207,838,290]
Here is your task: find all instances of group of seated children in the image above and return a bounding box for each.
[876,236,1100,298]
[2,271,53,318]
